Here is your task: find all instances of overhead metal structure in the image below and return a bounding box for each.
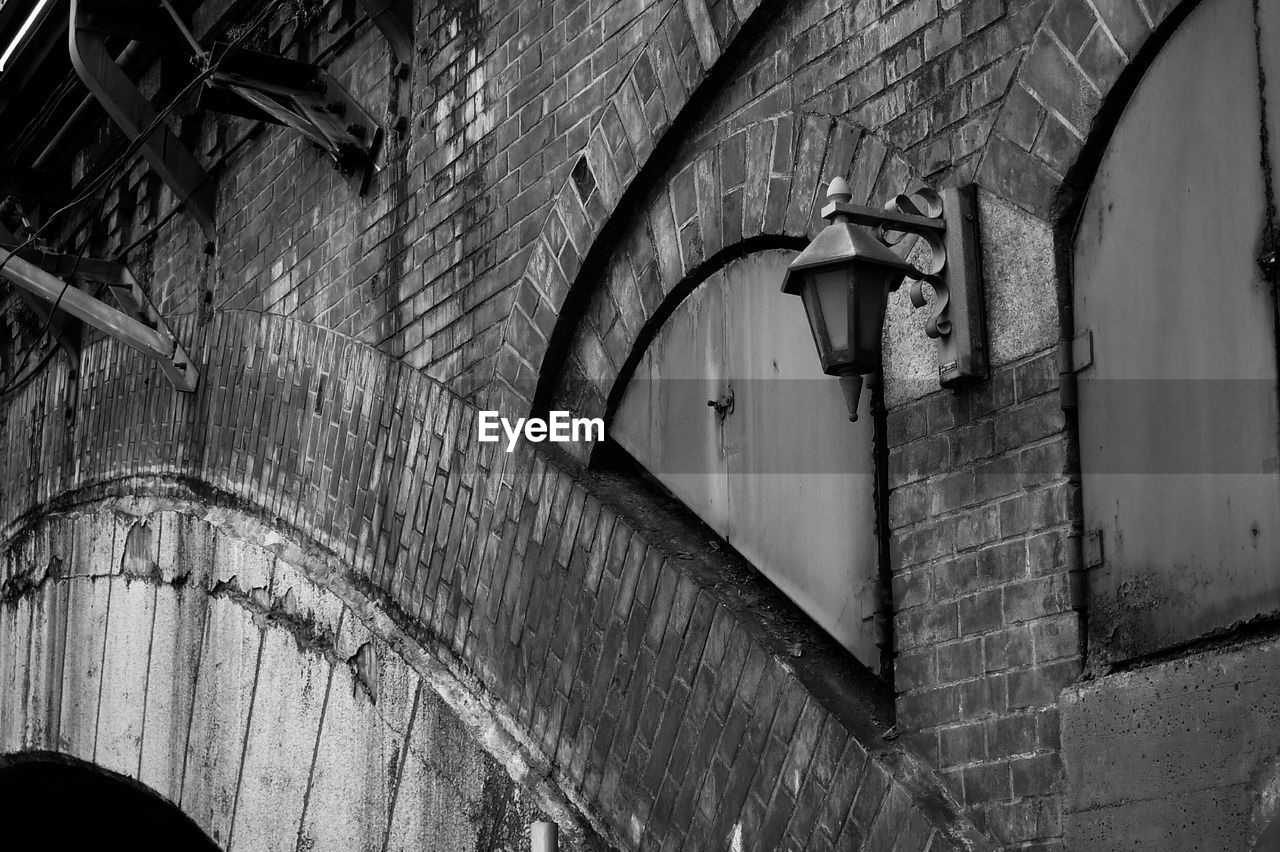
[0,0,389,395]
[68,0,217,241]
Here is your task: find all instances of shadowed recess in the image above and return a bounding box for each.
[0,753,221,850]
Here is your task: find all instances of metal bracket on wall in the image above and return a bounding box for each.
[69,0,218,242]
[201,47,383,188]
[356,0,414,68]
[1060,329,1094,374]
[1084,529,1104,570]
[0,243,200,392]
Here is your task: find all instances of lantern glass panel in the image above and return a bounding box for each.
[852,269,893,367]
[812,267,850,351]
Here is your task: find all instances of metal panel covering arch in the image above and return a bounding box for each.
[1071,0,1280,665]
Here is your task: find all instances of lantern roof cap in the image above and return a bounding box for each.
[781,219,916,296]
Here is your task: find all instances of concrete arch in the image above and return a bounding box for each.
[976,0,1202,219]
[0,497,567,850]
[0,310,990,850]
[488,0,782,418]
[541,112,922,427]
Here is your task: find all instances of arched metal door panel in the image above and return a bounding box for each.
[612,269,732,535]
[720,252,879,661]
[1073,0,1280,662]
[612,251,881,669]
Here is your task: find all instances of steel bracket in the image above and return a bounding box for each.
[1084,529,1104,570]
[202,47,382,183]
[68,0,217,241]
[0,242,199,392]
[356,0,414,68]
[1060,329,1094,374]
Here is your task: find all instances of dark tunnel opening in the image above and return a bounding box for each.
[0,753,220,851]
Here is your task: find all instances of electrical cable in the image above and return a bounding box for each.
[0,342,57,401]
[0,186,112,399]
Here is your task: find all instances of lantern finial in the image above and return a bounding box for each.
[826,177,853,205]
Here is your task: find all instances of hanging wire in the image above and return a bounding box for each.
[0,189,112,400]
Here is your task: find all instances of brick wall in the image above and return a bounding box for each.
[6,0,1191,406]
[0,310,988,850]
[0,0,1213,847]
[887,349,1081,849]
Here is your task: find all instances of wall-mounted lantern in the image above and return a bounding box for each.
[781,178,987,420]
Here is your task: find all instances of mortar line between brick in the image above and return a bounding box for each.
[973,2,1057,180]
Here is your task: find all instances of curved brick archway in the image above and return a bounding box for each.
[542,111,922,426]
[0,500,569,850]
[488,0,782,417]
[976,0,1201,219]
[0,310,991,850]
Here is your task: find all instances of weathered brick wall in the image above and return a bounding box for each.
[888,349,1080,847]
[9,0,1193,402]
[0,311,989,850]
[0,0,1217,848]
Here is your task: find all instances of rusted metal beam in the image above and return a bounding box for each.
[0,249,199,391]
[68,0,216,241]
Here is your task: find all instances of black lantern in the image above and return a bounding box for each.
[781,179,915,420]
[782,177,988,421]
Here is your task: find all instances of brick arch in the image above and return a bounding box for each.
[487,0,783,418]
[975,0,1202,219]
[0,497,576,849]
[1,310,992,850]
[542,112,923,426]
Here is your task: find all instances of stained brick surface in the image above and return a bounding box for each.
[0,0,1214,846]
[0,312,988,850]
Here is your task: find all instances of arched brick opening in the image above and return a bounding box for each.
[493,0,1208,420]
[977,0,1205,222]
[487,0,783,418]
[0,310,992,850]
[534,111,923,430]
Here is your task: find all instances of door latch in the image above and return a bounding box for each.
[707,385,735,422]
